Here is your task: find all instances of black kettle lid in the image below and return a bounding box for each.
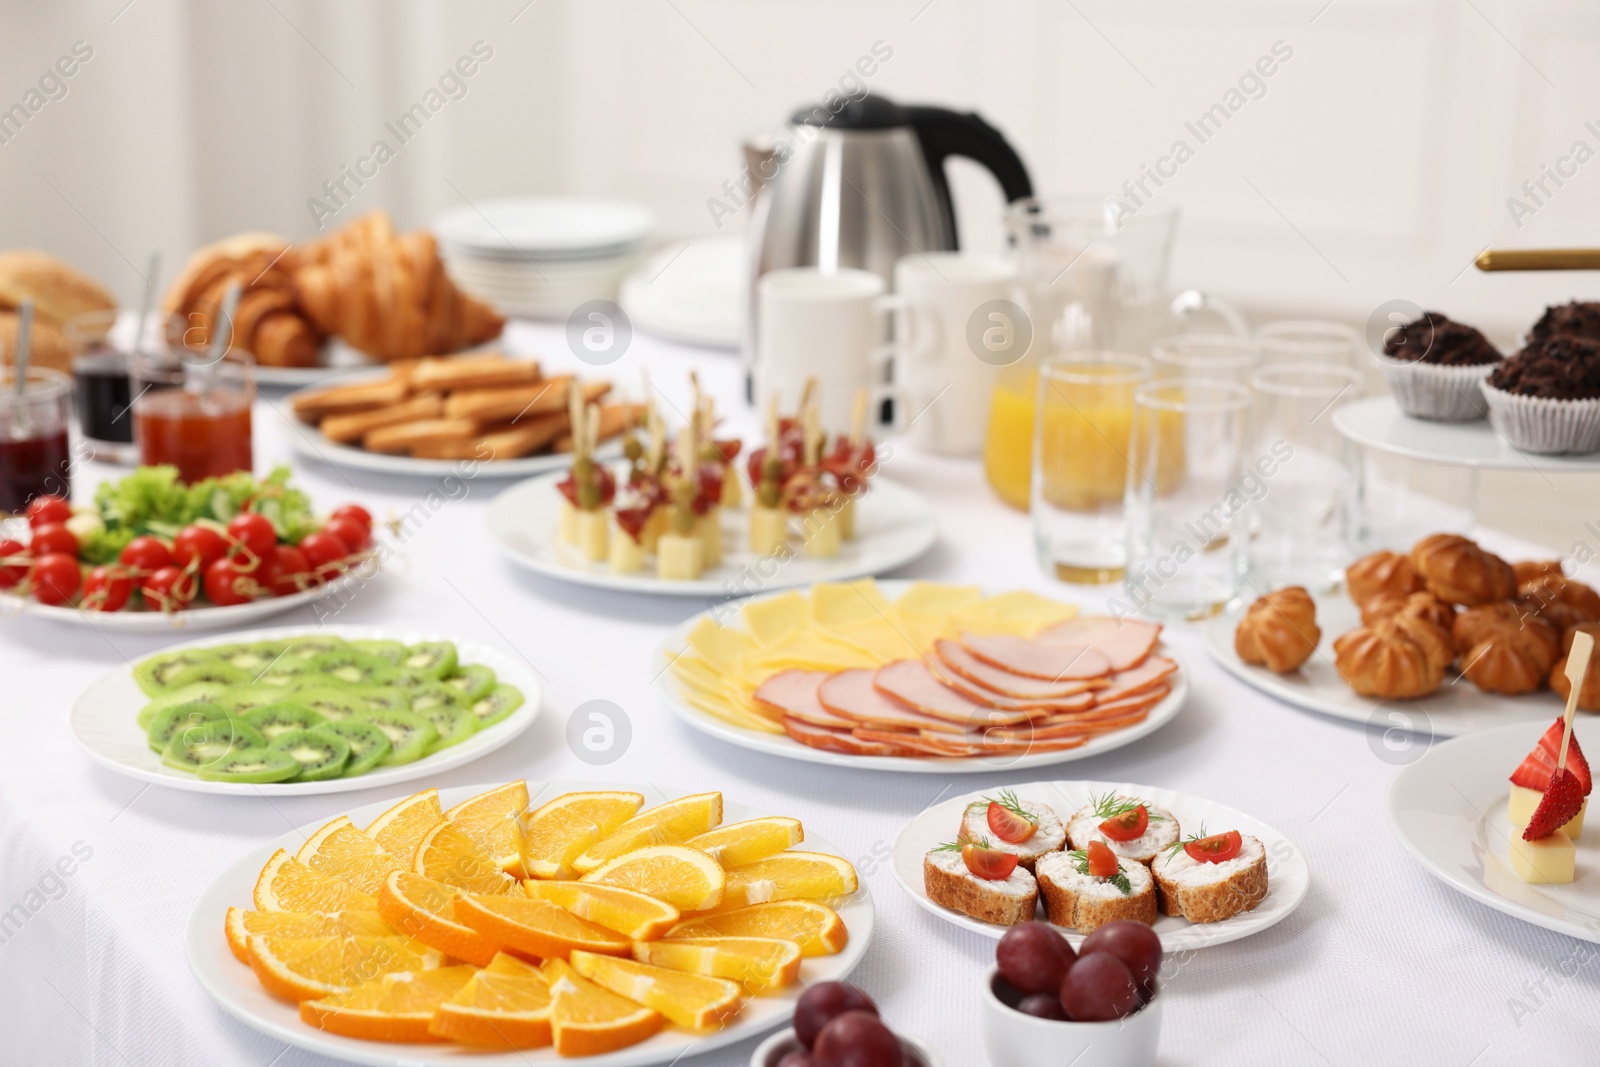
[791,94,908,130]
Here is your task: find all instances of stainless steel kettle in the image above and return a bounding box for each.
[745,94,1033,373]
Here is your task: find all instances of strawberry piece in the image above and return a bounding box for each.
[1509,718,1592,796]
[1523,768,1586,840]
[1085,839,1119,879]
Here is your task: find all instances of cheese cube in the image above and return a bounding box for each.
[1510,786,1586,839]
[803,509,842,558]
[838,496,857,540]
[608,521,645,574]
[559,499,579,545]
[695,511,723,568]
[1509,829,1576,884]
[574,509,609,562]
[641,508,665,554]
[749,505,788,556]
[657,533,704,580]
[721,467,744,509]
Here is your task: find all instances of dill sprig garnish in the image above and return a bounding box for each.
[1090,790,1165,823]
[1068,848,1131,895]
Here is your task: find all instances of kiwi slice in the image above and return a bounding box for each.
[323,720,392,777]
[407,681,464,716]
[196,746,302,784]
[444,664,497,704]
[352,685,411,714]
[137,682,230,730]
[210,643,282,674]
[470,684,525,729]
[254,665,304,687]
[400,641,458,680]
[389,670,432,690]
[147,701,233,753]
[310,649,398,686]
[161,718,266,773]
[350,639,409,666]
[351,708,438,766]
[280,635,349,661]
[415,700,477,754]
[292,686,369,722]
[134,650,222,695]
[243,701,327,741]
[268,728,352,782]
[213,684,297,716]
[162,661,251,692]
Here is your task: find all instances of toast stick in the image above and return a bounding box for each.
[363,418,477,454]
[292,376,409,420]
[319,395,444,443]
[1558,630,1595,772]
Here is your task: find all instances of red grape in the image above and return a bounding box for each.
[1059,951,1140,1022]
[1015,993,1069,1020]
[793,982,877,1049]
[996,921,1076,996]
[1079,920,1163,999]
[776,1053,816,1067]
[813,1011,903,1067]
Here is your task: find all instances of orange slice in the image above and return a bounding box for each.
[685,817,803,867]
[445,780,529,876]
[429,953,554,1048]
[365,788,442,861]
[299,965,476,1042]
[455,893,633,961]
[377,870,500,967]
[414,820,518,895]
[246,934,443,1002]
[520,790,643,879]
[710,851,858,912]
[224,907,395,964]
[633,936,802,992]
[254,849,378,913]
[542,957,662,1056]
[295,816,402,896]
[666,900,848,957]
[570,949,743,1030]
[571,792,723,874]
[522,880,679,941]
[579,845,726,911]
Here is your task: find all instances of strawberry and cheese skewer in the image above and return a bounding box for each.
[749,397,789,556]
[656,427,705,580]
[557,385,614,562]
[1511,630,1594,883]
[794,403,842,558]
[822,389,873,541]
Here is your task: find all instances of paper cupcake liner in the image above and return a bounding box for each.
[1480,380,1600,455]
[1377,357,1494,421]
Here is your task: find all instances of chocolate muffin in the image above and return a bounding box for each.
[1526,301,1600,346]
[1480,334,1600,453]
[1376,310,1501,422]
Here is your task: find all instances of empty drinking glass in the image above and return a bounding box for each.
[1255,320,1364,367]
[1122,378,1250,619]
[1152,334,1259,382]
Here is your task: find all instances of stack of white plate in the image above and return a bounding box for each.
[619,236,744,350]
[433,197,654,320]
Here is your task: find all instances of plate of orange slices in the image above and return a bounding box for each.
[186,780,872,1065]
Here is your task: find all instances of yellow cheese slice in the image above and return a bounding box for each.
[685,617,758,673]
[678,689,785,734]
[747,629,879,674]
[810,579,894,627]
[831,617,923,662]
[741,591,809,645]
[953,591,1079,636]
[894,581,984,618]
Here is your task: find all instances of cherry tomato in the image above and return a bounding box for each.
[329,504,373,534]
[299,531,351,575]
[1183,829,1243,864]
[141,565,197,611]
[29,553,81,606]
[987,800,1039,845]
[82,565,134,612]
[0,538,26,589]
[1085,839,1120,879]
[203,556,258,607]
[173,525,228,571]
[961,840,1020,881]
[226,512,278,562]
[262,545,312,597]
[322,516,371,553]
[25,495,71,528]
[119,536,173,574]
[1098,804,1150,843]
[29,523,78,558]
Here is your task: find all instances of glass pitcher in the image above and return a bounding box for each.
[984,195,1246,510]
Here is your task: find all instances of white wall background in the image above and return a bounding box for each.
[1,0,1598,347]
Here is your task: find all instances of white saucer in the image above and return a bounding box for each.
[1333,396,1600,470]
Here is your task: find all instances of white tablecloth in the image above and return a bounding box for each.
[2,323,1595,1067]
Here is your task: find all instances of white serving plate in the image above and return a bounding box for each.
[70,624,541,796]
[1387,719,1600,943]
[1203,591,1564,737]
[892,780,1309,950]
[486,474,937,597]
[1333,395,1600,470]
[652,581,1187,774]
[434,197,655,259]
[186,780,873,1067]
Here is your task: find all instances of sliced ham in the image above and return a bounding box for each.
[819,670,968,735]
[932,639,1105,701]
[1093,656,1178,704]
[852,728,985,758]
[959,633,1111,682]
[754,670,836,722]
[873,660,1033,728]
[1039,617,1162,671]
[1090,684,1171,716]
[783,717,915,757]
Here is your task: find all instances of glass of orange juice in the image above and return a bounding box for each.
[1030,354,1149,583]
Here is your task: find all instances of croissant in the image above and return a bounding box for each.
[1346,550,1423,607]
[1361,590,1456,632]
[1451,603,1558,695]
[1235,587,1321,673]
[1333,616,1453,699]
[1514,569,1600,633]
[1549,623,1600,711]
[1410,534,1516,606]
[163,233,323,368]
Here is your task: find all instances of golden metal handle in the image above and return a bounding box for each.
[1475,248,1600,271]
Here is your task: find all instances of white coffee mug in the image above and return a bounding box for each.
[755,267,893,433]
[885,252,1015,455]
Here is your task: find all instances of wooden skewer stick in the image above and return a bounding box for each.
[1557,630,1595,772]
[849,387,868,446]
[1475,248,1600,272]
[766,394,780,448]
[798,376,817,419]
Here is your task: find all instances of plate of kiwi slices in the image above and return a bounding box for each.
[69,624,541,795]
